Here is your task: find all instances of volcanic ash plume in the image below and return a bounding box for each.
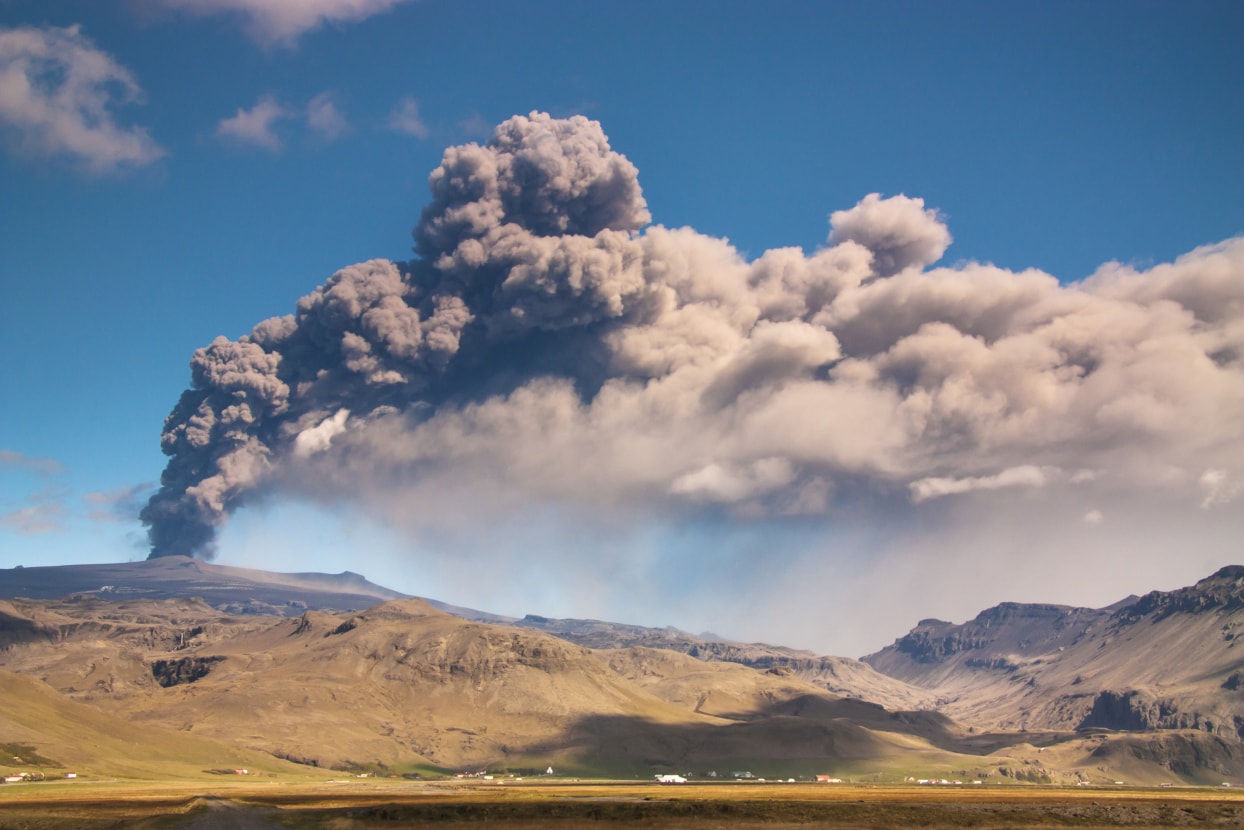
[142,112,1244,559]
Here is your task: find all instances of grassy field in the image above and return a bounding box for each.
[1,778,1242,828]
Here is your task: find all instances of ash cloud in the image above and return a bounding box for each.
[142,112,1244,563]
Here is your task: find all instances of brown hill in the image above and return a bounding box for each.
[0,557,940,713]
[0,670,310,780]
[509,614,935,712]
[3,562,1242,784]
[0,557,968,717]
[0,594,1125,781]
[863,566,1244,741]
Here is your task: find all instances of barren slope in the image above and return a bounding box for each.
[3,568,1242,784]
[1,558,932,713]
[864,567,1244,738]
[0,670,310,780]
[0,597,947,771]
[0,595,1071,779]
[507,613,935,711]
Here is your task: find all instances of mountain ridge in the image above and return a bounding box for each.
[863,566,1244,742]
[0,558,934,710]
[0,593,1012,777]
[0,556,408,615]
[2,558,1241,783]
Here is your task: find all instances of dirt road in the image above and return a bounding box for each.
[175,796,285,829]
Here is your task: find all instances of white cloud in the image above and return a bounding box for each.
[0,24,165,172]
[909,465,1053,503]
[387,97,428,139]
[293,409,350,458]
[153,0,416,45]
[670,458,797,505]
[217,94,288,150]
[1199,468,1239,510]
[306,91,348,140]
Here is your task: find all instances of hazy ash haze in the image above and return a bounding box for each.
[2,1,1241,657]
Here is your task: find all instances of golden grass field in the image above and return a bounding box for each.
[2,778,1243,828]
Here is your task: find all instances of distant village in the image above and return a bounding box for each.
[2,771,76,784]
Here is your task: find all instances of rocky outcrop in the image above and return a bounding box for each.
[877,603,1111,667]
[1078,690,1239,738]
[1089,731,1244,780]
[1115,566,1244,624]
[862,566,1244,750]
[151,655,224,687]
[0,602,55,648]
[1079,690,1170,731]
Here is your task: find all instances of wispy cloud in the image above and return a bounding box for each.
[217,94,288,150]
[2,451,68,533]
[0,24,165,173]
[458,114,492,139]
[0,501,67,535]
[152,0,416,46]
[387,97,428,139]
[306,91,348,140]
[0,450,64,477]
[1,451,151,534]
[84,482,156,523]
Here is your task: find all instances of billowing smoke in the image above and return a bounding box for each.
[142,111,1244,564]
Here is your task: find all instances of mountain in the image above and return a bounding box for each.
[2,559,1241,784]
[0,559,938,712]
[863,567,1244,743]
[505,613,936,713]
[0,593,1032,780]
[0,555,407,614]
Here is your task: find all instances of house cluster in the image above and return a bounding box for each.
[658,771,856,783]
[3,772,75,784]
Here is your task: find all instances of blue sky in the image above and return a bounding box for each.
[2,1,1242,656]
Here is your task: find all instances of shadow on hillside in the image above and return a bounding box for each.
[514,693,1071,772]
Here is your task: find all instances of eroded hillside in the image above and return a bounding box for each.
[864,567,1244,742]
[2,563,1242,785]
[0,596,977,775]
